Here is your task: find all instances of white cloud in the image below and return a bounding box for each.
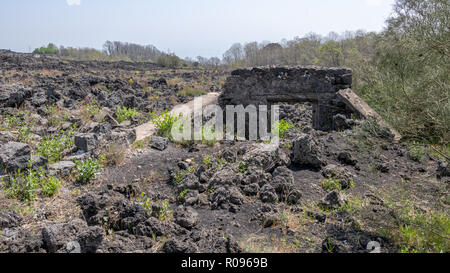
[366,0,383,7]
[66,0,81,6]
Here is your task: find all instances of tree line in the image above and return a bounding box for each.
[32,41,185,68]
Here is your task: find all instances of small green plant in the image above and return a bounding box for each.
[46,104,69,127]
[87,100,102,116]
[178,189,189,202]
[150,110,180,138]
[158,200,172,221]
[238,161,248,174]
[323,238,336,253]
[201,126,217,146]
[321,175,342,192]
[41,176,61,197]
[272,120,294,139]
[136,192,152,214]
[3,160,60,202]
[115,106,138,123]
[4,114,34,142]
[173,165,197,185]
[75,158,102,183]
[392,205,449,253]
[132,140,146,150]
[407,142,427,162]
[203,155,212,168]
[37,127,76,163]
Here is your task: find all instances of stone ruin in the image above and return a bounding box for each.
[219,66,352,131]
[219,66,401,140]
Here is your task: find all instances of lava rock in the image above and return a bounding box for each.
[74,133,98,152]
[0,142,31,173]
[0,211,22,229]
[150,136,169,151]
[338,151,357,166]
[174,206,199,230]
[49,161,75,176]
[319,191,346,210]
[292,133,325,168]
[322,164,354,189]
[260,184,278,203]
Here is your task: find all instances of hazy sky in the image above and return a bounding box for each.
[0,0,396,58]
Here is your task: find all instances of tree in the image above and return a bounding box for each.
[33,43,59,55]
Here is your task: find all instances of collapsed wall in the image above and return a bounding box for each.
[218,66,353,131]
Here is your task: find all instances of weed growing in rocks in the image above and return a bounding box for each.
[115,106,139,123]
[158,200,173,221]
[178,189,189,203]
[272,119,294,139]
[3,161,61,202]
[45,104,69,127]
[74,158,102,183]
[4,113,35,143]
[37,126,76,163]
[178,87,207,97]
[136,192,152,214]
[238,161,248,174]
[384,201,450,253]
[151,110,179,138]
[321,175,342,191]
[174,165,197,185]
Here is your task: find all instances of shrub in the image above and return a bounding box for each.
[41,176,61,197]
[37,127,75,163]
[3,161,61,202]
[272,120,294,139]
[321,175,342,192]
[173,165,197,185]
[136,193,152,214]
[156,53,182,68]
[115,106,138,123]
[32,43,59,55]
[151,110,180,138]
[158,200,173,221]
[201,126,217,146]
[75,158,102,183]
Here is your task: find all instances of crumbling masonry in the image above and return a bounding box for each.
[219,66,401,141]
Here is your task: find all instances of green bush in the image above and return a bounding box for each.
[3,161,61,202]
[272,120,294,139]
[201,126,217,146]
[4,114,35,143]
[321,175,342,192]
[32,43,59,55]
[385,202,450,253]
[115,106,138,123]
[37,127,75,164]
[75,158,102,183]
[151,110,180,138]
[156,53,182,68]
[136,192,152,214]
[41,176,61,197]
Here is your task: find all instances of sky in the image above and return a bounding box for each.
[0,0,396,58]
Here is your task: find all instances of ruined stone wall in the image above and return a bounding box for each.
[219,66,353,130]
